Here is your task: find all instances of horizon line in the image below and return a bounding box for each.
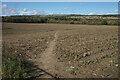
[1,14,118,17]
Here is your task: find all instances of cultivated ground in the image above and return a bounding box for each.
[3,23,118,78]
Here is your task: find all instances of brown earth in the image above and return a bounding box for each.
[3,23,118,78]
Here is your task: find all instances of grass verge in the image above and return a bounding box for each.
[2,45,31,78]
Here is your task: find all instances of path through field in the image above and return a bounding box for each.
[31,31,74,78]
[3,23,118,78]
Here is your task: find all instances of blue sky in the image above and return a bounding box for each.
[2,0,120,2]
[2,2,118,16]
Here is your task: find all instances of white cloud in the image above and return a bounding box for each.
[19,10,36,15]
[2,4,18,16]
[114,9,118,12]
[63,7,68,10]
[19,9,47,15]
[23,8,27,12]
[2,4,7,8]
[106,12,111,15]
[95,12,104,15]
[88,12,94,15]
[79,3,83,5]
[2,4,47,16]
[48,12,54,15]
[88,11,117,15]
[105,11,111,15]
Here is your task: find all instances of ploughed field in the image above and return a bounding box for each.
[3,23,118,78]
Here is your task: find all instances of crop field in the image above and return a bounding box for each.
[2,23,118,78]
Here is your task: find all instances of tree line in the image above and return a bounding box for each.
[2,15,118,25]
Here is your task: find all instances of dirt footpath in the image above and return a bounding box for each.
[30,31,74,78]
[3,23,118,78]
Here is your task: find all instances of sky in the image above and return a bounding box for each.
[2,2,118,16]
[2,0,120,2]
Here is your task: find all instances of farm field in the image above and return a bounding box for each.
[2,23,118,78]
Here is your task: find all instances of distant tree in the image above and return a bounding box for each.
[101,20,108,25]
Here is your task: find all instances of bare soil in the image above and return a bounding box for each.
[3,23,118,78]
